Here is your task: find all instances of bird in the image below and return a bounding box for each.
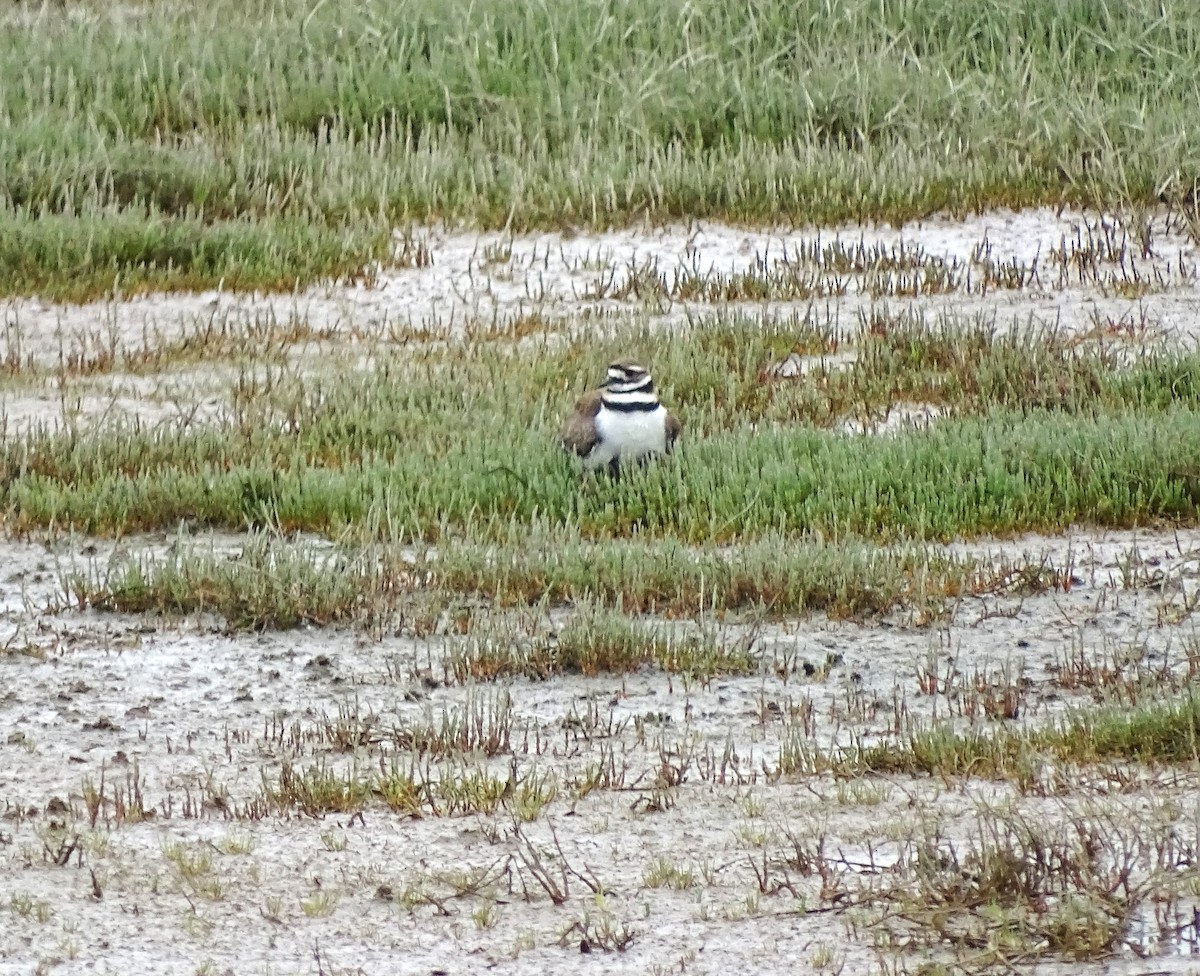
[559,359,681,475]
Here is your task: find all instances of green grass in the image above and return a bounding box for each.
[15,311,1200,629]
[60,528,975,625]
[13,405,1200,540]
[454,605,758,681]
[4,0,1200,296]
[6,315,1200,541]
[839,691,1200,780]
[0,209,387,302]
[62,534,373,630]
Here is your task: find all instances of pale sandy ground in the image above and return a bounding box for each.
[2,211,1200,973]
[3,207,1198,373]
[2,529,1199,975]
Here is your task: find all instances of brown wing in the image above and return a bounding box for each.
[560,389,603,457]
[664,409,682,453]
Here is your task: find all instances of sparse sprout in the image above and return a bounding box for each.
[473,902,498,929]
[809,942,842,971]
[214,832,257,856]
[320,830,348,852]
[300,891,339,918]
[642,857,697,890]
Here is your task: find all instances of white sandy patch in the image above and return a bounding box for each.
[1,529,1199,971]
[3,208,1199,376]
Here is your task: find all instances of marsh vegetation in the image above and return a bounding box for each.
[3,2,1200,973]
[5,0,1200,297]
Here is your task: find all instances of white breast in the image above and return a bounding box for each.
[589,405,668,469]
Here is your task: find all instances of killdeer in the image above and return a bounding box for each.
[560,359,681,475]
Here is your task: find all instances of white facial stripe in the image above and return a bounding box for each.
[607,365,649,384]
[608,376,653,393]
[603,391,660,408]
